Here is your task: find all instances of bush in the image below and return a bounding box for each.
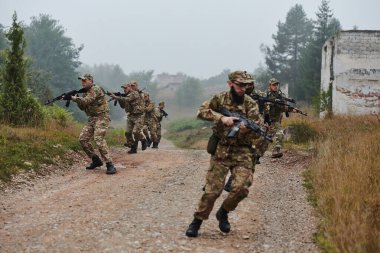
[167,118,210,132]
[288,121,318,143]
[43,105,74,127]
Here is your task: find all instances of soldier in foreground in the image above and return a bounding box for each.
[70,73,116,175]
[185,71,264,237]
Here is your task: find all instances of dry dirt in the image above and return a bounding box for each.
[0,138,319,253]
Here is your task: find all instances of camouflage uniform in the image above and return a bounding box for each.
[266,78,288,157]
[193,81,262,220]
[156,101,166,143]
[117,88,145,145]
[143,95,159,145]
[71,83,112,163]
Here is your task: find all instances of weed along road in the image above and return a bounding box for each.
[0,138,319,252]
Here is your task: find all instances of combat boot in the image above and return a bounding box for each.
[271,147,283,158]
[128,141,138,154]
[86,155,103,170]
[141,139,147,150]
[124,142,131,148]
[254,154,261,164]
[216,207,231,233]
[146,137,152,147]
[224,175,233,192]
[106,162,116,174]
[185,218,203,237]
[151,142,159,149]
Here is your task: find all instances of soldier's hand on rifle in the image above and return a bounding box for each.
[109,93,117,99]
[239,122,249,134]
[221,116,239,127]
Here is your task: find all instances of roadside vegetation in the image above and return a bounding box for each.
[167,114,380,252]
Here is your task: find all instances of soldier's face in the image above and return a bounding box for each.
[229,81,247,96]
[81,79,92,88]
[270,83,279,92]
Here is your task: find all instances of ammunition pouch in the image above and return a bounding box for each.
[207,133,219,155]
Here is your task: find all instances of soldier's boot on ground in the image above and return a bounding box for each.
[271,147,283,158]
[151,142,159,149]
[254,154,261,164]
[141,139,147,151]
[146,137,152,147]
[106,162,116,175]
[216,207,231,233]
[86,155,103,170]
[223,175,234,192]
[128,141,138,154]
[185,218,203,237]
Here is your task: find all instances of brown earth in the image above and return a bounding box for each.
[0,138,319,252]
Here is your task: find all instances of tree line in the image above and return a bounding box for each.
[0,1,343,126]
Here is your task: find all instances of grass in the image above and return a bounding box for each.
[0,120,82,181]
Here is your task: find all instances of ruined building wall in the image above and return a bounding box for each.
[321,30,380,116]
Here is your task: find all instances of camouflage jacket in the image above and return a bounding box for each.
[72,84,109,117]
[144,100,155,121]
[197,91,263,147]
[118,90,145,115]
[266,90,288,122]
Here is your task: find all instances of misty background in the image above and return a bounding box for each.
[0,0,379,124]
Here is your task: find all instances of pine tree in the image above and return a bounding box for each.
[295,0,341,102]
[0,12,44,126]
[262,4,312,95]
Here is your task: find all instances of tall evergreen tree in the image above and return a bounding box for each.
[24,14,83,94]
[295,0,341,102]
[262,4,312,96]
[0,13,43,126]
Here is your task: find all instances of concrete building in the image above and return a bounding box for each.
[321,30,380,116]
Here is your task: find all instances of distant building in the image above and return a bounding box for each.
[320,30,380,117]
[155,73,186,89]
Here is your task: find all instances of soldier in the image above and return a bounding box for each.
[142,93,159,148]
[185,70,264,237]
[71,73,116,175]
[156,101,167,145]
[110,81,147,154]
[111,83,132,147]
[266,78,290,158]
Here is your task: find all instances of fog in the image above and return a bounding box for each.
[1,0,379,78]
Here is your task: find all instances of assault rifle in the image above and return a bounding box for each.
[250,94,307,116]
[160,109,168,118]
[106,91,129,106]
[44,87,89,107]
[217,107,273,142]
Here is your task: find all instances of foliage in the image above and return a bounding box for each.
[166,117,211,149]
[288,121,318,143]
[307,115,380,252]
[43,104,74,127]
[253,64,272,90]
[24,14,83,93]
[174,77,204,108]
[0,13,44,126]
[295,1,341,102]
[261,4,313,97]
[26,67,52,103]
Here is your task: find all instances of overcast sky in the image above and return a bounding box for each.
[1,0,379,78]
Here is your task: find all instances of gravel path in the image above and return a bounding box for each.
[0,139,319,252]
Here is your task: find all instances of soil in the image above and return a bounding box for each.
[0,138,319,252]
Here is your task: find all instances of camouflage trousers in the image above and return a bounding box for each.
[157,122,162,143]
[272,121,284,149]
[126,113,145,145]
[143,119,158,142]
[79,114,112,163]
[194,145,254,220]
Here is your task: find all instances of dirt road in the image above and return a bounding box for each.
[0,139,318,252]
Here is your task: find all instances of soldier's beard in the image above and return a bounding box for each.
[230,87,244,105]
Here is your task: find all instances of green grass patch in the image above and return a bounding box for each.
[166,118,211,149]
